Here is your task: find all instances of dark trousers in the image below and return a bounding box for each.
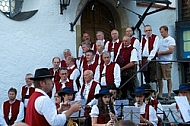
[120,69,136,99]
[141,57,157,83]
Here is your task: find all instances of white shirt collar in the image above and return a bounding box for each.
[25,84,34,88]
[35,88,48,97]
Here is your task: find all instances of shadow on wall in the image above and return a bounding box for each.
[0,0,41,21]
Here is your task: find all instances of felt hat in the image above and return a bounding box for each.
[131,87,150,98]
[30,68,54,80]
[132,87,145,95]
[58,87,77,96]
[107,83,118,90]
[173,84,190,94]
[95,88,112,99]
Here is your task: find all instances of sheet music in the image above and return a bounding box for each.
[162,104,184,124]
[123,106,140,124]
[70,99,86,117]
[114,100,129,117]
[175,96,190,122]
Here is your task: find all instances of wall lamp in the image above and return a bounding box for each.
[60,0,70,14]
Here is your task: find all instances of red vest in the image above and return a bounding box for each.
[97,113,110,124]
[116,44,134,68]
[95,54,104,66]
[100,62,115,86]
[83,62,98,74]
[140,104,149,126]
[79,55,87,68]
[25,92,50,126]
[142,34,157,57]
[148,99,158,111]
[49,68,60,83]
[55,79,74,92]
[107,40,122,60]
[61,60,67,67]
[21,86,35,102]
[80,81,98,104]
[3,100,20,125]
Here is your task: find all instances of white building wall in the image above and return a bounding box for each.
[0,0,80,105]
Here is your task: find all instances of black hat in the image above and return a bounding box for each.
[141,84,154,93]
[173,84,190,94]
[30,68,54,80]
[95,88,112,99]
[107,83,118,90]
[58,87,77,96]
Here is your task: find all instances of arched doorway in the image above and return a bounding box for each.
[81,0,115,43]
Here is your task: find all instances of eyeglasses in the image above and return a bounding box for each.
[60,73,67,75]
[145,30,152,32]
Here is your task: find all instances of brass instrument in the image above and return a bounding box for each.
[67,118,78,126]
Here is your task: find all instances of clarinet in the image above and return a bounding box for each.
[107,104,115,126]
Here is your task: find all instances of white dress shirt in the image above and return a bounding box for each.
[67,65,80,81]
[132,36,141,61]
[75,80,101,107]
[34,88,67,126]
[134,102,158,126]
[1,99,24,125]
[140,35,159,61]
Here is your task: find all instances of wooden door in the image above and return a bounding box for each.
[81,0,115,43]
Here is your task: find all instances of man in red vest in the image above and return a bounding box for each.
[25,68,81,126]
[2,87,24,125]
[49,57,61,83]
[75,70,101,108]
[141,84,163,126]
[96,31,107,46]
[79,50,99,85]
[19,73,35,108]
[48,57,61,98]
[105,29,122,61]
[95,40,105,66]
[133,87,158,126]
[139,25,159,86]
[77,41,91,69]
[78,32,95,58]
[125,26,140,61]
[96,51,121,88]
[115,35,138,99]
[52,67,78,97]
[61,49,72,67]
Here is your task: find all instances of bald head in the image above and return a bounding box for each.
[83,70,93,83]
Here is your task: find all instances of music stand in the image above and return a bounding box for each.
[175,96,190,123]
[70,100,86,126]
[123,106,140,125]
[162,104,184,125]
[114,100,129,118]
